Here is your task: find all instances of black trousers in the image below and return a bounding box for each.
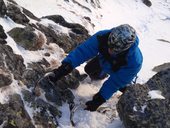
[84,56,107,80]
[84,56,127,93]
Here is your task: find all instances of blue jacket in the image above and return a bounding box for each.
[63,29,143,100]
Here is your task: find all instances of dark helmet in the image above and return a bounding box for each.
[108,24,136,54]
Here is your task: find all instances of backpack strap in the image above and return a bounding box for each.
[97,32,128,72]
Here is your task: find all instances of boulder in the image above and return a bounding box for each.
[22,89,61,128]
[8,26,45,51]
[0,25,7,39]
[35,69,81,106]
[5,0,39,24]
[22,62,45,87]
[117,69,170,128]
[0,38,7,44]
[0,25,7,44]
[22,7,40,21]
[38,15,90,53]
[0,0,7,17]
[6,3,30,25]
[142,0,152,7]
[0,44,26,80]
[0,68,12,87]
[0,94,35,128]
[152,62,170,72]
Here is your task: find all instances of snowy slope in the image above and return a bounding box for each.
[6,0,170,81]
[0,0,170,128]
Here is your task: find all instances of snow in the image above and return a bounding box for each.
[133,104,147,113]
[148,90,165,99]
[0,0,170,127]
[0,17,24,32]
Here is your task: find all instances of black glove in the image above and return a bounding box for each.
[48,62,73,83]
[85,92,106,111]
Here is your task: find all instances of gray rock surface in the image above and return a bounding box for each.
[0,44,26,80]
[0,0,7,17]
[8,26,45,51]
[117,69,170,128]
[0,68,12,87]
[0,94,35,128]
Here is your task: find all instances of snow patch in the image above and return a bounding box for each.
[148,90,165,100]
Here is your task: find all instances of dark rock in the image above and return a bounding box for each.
[0,38,7,44]
[117,69,170,128]
[72,0,92,12]
[89,0,101,8]
[61,89,75,104]
[157,39,170,44]
[0,25,7,39]
[21,90,61,127]
[8,27,36,49]
[22,8,40,21]
[22,89,36,103]
[6,3,30,25]
[152,63,170,72]
[0,94,35,128]
[43,15,88,35]
[36,69,81,106]
[0,0,7,17]
[8,27,45,51]
[44,52,50,57]
[142,0,152,7]
[37,58,50,68]
[32,98,61,127]
[38,77,63,106]
[147,68,170,97]
[0,44,26,80]
[37,20,89,53]
[84,16,91,22]
[7,0,18,5]
[38,15,90,53]
[0,68,12,87]
[37,23,73,52]
[32,98,61,118]
[22,62,45,87]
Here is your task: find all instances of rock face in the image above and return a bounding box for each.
[117,69,170,128]
[21,89,61,128]
[0,0,94,127]
[0,25,7,39]
[36,69,81,106]
[8,26,45,51]
[0,44,26,80]
[39,15,90,53]
[152,62,170,73]
[6,3,30,25]
[0,0,7,17]
[0,94,35,128]
[0,25,7,44]
[0,68,12,87]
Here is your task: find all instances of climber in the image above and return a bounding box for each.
[45,24,143,111]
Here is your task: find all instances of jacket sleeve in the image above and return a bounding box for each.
[99,64,142,100]
[62,32,101,68]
